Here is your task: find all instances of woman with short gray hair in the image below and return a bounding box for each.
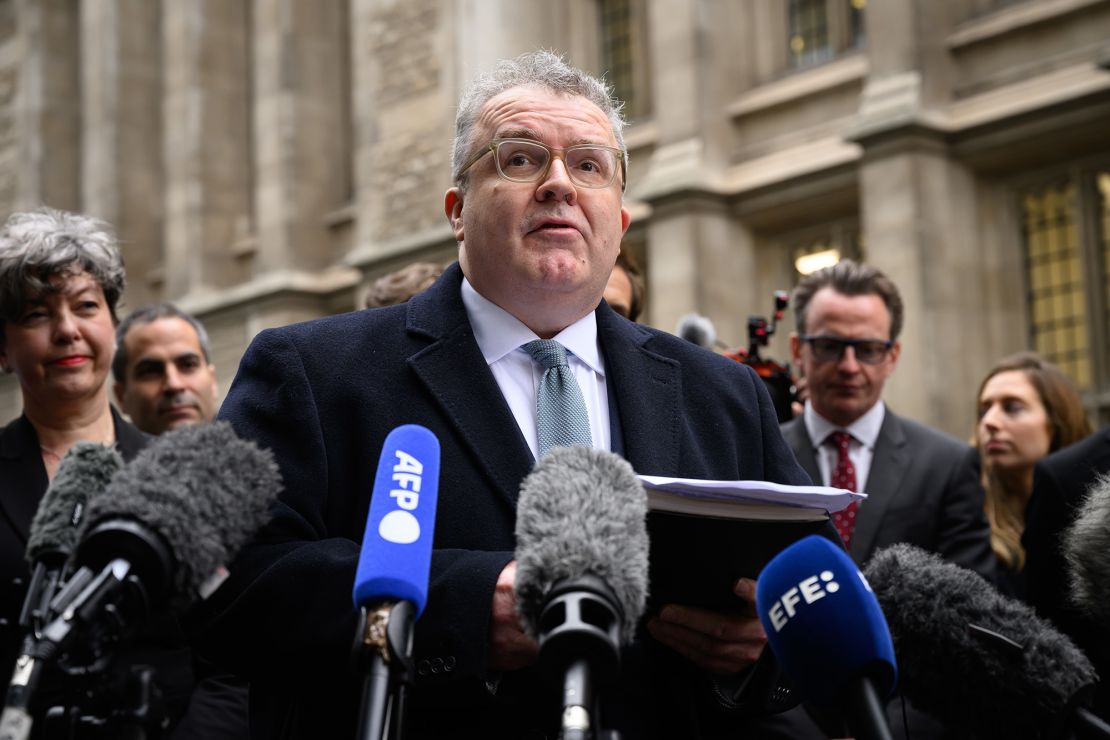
[0,207,148,707]
[0,207,130,466]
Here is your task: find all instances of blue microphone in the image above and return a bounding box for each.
[351,424,440,740]
[756,535,897,740]
[352,424,441,616]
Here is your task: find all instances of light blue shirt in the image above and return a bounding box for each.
[460,278,611,460]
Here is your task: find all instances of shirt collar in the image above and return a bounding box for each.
[461,277,604,374]
[804,399,886,449]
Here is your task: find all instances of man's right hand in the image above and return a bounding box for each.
[487,560,539,671]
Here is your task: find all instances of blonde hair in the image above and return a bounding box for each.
[983,467,1029,571]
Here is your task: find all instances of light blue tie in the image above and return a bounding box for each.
[522,339,593,459]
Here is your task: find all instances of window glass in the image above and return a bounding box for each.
[601,0,651,119]
[788,0,832,68]
[1021,181,1090,388]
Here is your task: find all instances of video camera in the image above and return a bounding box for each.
[723,291,798,423]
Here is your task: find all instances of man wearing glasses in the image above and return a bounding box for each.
[781,260,994,578]
[780,261,995,738]
[196,51,820,739]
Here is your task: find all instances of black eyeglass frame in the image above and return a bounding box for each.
[800,335,895,365]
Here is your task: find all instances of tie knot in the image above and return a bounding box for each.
[523,339,569,370]
[828,430,853,452]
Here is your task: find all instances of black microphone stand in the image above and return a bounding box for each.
[843,675,894,740]
[353,600,416,740]
[2,555,168,740]
[1073,707,1110,740]
[538,576,624,740]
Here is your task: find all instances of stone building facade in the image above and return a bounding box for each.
[1,0,1109,438]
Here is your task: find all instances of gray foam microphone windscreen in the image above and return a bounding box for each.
[865,544,1095,738]
[78,421,282,611]
[27,442,122,564]
[514,446,649,643]
[1064,474,1110,626]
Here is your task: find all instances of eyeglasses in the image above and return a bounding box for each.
[801,335,893,365]
[458,138,626,190]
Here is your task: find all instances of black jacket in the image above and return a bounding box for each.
[191,262,819,739]
[1025,428,1110,720]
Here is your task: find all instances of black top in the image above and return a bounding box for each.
[1025,428,1110,721]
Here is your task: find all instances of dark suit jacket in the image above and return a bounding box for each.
[780,411,994,578]
[781,411,996,739]
[191,262,816,740]
[1025,427,1110,718]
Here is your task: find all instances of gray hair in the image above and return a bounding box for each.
[792,259,905,341]
[0,207,126,345]
[113,303,213,384]
[451,50,627,189]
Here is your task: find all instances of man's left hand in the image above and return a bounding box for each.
[646,577,766,675]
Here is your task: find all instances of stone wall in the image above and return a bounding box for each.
[0,0,1108,435]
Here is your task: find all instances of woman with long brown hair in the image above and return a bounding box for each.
[975,351,1091,595]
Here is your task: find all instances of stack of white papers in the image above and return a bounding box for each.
[637,476,865,521]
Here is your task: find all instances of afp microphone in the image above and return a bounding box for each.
[351,424,440,740]
[756,535,897,740]
[865,544,1105,739]
[514,446,649,740]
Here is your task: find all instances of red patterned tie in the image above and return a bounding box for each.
[828,431,859,550]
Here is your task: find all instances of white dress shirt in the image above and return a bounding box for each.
[461,278,611,460]
[802,400,886,493]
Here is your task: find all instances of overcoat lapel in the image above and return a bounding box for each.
[597,309,682,476]
[405,264,534,514]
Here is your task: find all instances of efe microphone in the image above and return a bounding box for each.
[756,535,897,740]
[514,447,649,740]
[351,424,440,740]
